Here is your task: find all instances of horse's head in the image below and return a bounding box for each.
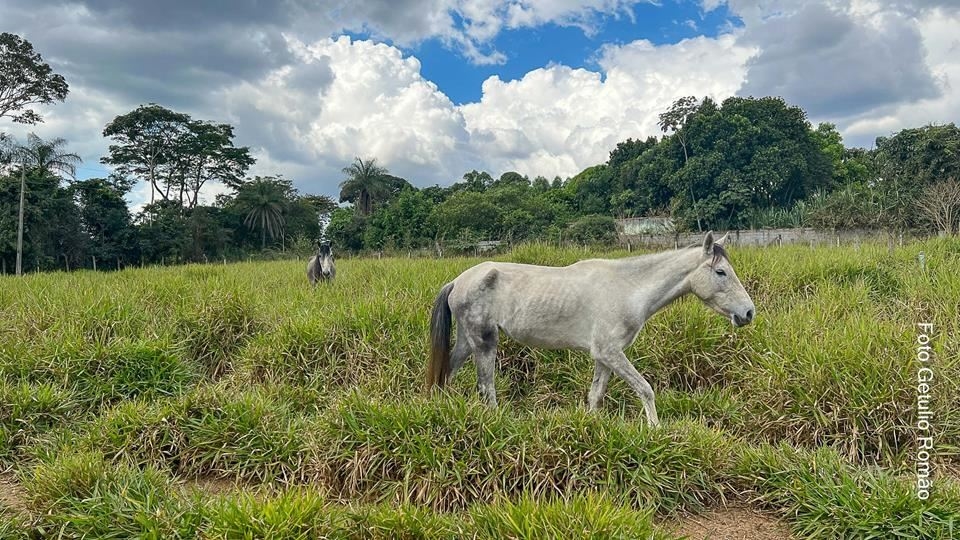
[316,241,335,278]
[687,231,755,327]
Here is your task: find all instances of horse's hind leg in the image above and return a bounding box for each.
[446,322,472,383]
[470,327,499,407]
[587,361,612,411]
[594,349,659,426]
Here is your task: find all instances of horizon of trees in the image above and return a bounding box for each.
[3,32,960,274]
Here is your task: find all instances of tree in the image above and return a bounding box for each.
[658,96,702,231]
[175,120,254,208]
[608,137,656,170]
[136,200,188,264]
[101,104,191,205]
[339,157,389,216]
[494,171,528,188]
[71,177,136,267]
[233,176,289,249]
[0,33,69,124]
[299,194,338,236]
[917,178,960,236]
[364,187,435,249]
[430,190,502,240]
[9,134,81,274]
[456,170,494,192]
[565,215,617,245]
[0,167,84,273]
[17,133,81,180]
[326,207,367,251]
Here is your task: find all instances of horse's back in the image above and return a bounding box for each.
[448,260,606,349]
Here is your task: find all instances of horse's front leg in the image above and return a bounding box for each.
[592,348,660,427]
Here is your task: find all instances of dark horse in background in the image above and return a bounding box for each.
[307,241,336,286]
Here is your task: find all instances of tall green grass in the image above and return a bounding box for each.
[1,239,959,537]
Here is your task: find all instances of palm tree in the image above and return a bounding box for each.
[11,134,81,275]
[234,177,288,249]
[338,157,389,216]
[19,133,81,180]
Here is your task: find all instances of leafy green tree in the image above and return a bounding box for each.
[0,33,69,124]
[493,171,528,189]
[364,187,435,249]
[17,133,81,180]
[136,200,188,264]
[103,107,253,208]
[871,123,960,230]
[326,207,367,251]
[454,170,494,193]
[102,104,192,205]
[339,157,389,216]
[0,168,84,272]
[532,175,550,192]
[232,176,289,249]
[185,206,230,261]
[608,137,657,171]
[7,134,82,273]
[659,95,702,230]
[71,177,137,267]
[174,120,255,208]
[565,214,617,245]
[875,124,960,186]
[431,190,501,241]
[564,165,613,215]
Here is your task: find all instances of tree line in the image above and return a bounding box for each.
[3,32,960,273]
[327,96,960,251]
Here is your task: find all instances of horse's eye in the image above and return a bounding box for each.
[715,269,726,276]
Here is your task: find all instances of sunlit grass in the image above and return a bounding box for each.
[1,238,959,537]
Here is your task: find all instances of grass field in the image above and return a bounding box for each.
[0,240,958,538]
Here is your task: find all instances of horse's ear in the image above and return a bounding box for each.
[702,231,715,254]
[716,232,729,246]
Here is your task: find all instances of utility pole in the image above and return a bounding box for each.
[16,165,25,276]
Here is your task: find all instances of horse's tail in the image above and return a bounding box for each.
[426,282,454,392]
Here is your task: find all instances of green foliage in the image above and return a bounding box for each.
[13,96,960,265]
[0,33,69,124]
[231,176,289,249]
[0,168,85,271]
[339,157,391,216]
[565,214,617,245]
[326,206,367,251]
[365,187,436,249]
[101,104,254,209]
[71,177,138,264]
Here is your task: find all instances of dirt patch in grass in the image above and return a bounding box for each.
[0,472,28,514]
[181,474,244,496]
[668,506,794,540]
[178,474,283,501]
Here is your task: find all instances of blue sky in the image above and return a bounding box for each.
[1,0,958,205]
[404,2,739,104]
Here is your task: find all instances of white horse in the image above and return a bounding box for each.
[307,241,336,286]
[426,231,754,426]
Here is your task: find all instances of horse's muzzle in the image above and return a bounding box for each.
[733,309,754,327]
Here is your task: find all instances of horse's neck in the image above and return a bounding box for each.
[618,248,702,317]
